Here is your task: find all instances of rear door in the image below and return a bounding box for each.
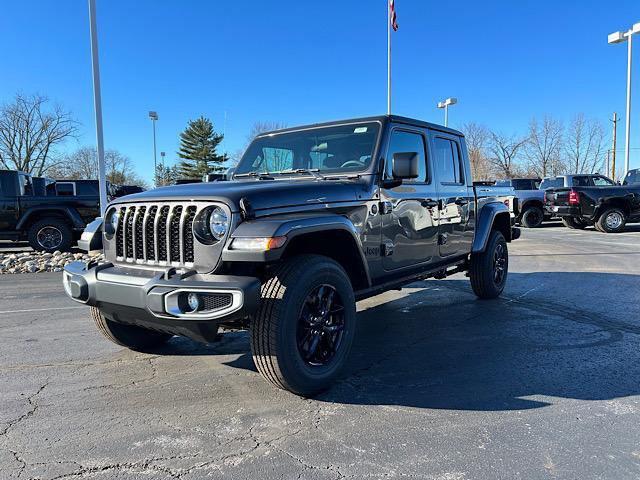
[380,127,439,271]
[430,132,473,257]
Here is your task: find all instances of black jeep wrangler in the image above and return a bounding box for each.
[63,115,520,396]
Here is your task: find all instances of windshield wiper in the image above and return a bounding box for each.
[321,173,362,180]
[233,171,274,179]
[276,168,323,179]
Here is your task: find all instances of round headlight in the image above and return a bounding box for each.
[209,207,228,240]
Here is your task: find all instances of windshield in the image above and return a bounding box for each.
[235,122,381,177]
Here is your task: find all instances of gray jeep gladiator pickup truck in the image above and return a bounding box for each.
[63,115,520,396]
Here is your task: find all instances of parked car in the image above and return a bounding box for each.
[0,170,102,251]
[495,178,547,228]
[545,180,640,232]
[63,115,521,396]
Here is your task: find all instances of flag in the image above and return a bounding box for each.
[389,0,398,31]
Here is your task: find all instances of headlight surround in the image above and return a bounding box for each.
[104,208,120,237]
[193,206,229,244]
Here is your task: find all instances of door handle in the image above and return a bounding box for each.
[422,199,439,208]
[454,198,469,206]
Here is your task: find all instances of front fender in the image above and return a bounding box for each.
[472,202,511,253]
[221,213,369,274]
[78,217,103,252]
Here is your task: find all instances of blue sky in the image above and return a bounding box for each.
[1,0,639,181]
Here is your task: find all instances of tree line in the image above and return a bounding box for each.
[462,114,612,181]
[0,93,615,187]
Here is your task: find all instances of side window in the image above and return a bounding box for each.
[56,183,76,196]
[593,176,614,186]
[18,175,33,196]
[386,130,427,183]
[573,176,590,187]
[434,137,464,184]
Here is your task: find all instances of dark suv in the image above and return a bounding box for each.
[63,115,520,396]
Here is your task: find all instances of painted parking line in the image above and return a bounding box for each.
[0,306,85,315]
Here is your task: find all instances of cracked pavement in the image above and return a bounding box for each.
[1,224,640,479]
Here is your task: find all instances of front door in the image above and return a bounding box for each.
[430,133,473,258]
[380,127,440,271]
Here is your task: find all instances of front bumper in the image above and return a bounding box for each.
[63,261,261,343]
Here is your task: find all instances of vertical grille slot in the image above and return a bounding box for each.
[169,206,183,262]
[134,206,146,260]
[144,206,158,261]
[124,206,136,259]
[156,206,170,262]
[183,206,197,263]
[115,206,126,257]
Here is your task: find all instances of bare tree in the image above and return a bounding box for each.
[226,121,289,168]
[49,146,147,187]
[564,114,607,174]
[461,122,493,180]
[0,94,78,175]
[524,116,564,177]
[487,131,528,178]
[244,121,287,150]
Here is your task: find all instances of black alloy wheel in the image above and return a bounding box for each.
[296,284,346,367]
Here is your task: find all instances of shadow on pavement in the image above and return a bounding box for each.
[160,271,640,411]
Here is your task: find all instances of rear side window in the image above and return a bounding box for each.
[512,179,537,190]
[434,137,464,184]
[540,177,563,189]
[572,176,590,187]
[76,183,99,195]
[593,176,615,186]
[495,180,511,187]
[56,183,76,196]
[386,130,428,183]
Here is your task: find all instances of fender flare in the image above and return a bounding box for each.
[472,202,512,253]
[222,213,371,286]
[16,206,85,231]
[519,198,544,213]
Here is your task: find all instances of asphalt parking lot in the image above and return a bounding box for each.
[2,223,640,480]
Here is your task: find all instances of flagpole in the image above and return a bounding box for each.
[387,0,391,115]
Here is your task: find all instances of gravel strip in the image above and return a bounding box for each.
[0,251,104,274]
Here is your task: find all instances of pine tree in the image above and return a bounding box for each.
[177,116,226,178]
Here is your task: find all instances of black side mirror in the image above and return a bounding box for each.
[392,152,420,180]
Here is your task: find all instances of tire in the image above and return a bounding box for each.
[27,218,73,252]
[250,255,357,396]
[595,207,627,233]
[469,230,508,299]
[520,206,544,228]
[561,217,587,230]
[91,307,172,351]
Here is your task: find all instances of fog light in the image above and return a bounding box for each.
[186,292,201,313]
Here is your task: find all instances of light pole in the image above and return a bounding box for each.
[608,23,640,177]
[149,111,158,185]
[87,0,107,217]
[437,97,457,127]
[159,151,166,186]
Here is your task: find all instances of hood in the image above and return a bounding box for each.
[112,178,364,212]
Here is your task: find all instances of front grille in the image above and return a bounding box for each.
[201,293,233,312]
[114,202,207,267]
